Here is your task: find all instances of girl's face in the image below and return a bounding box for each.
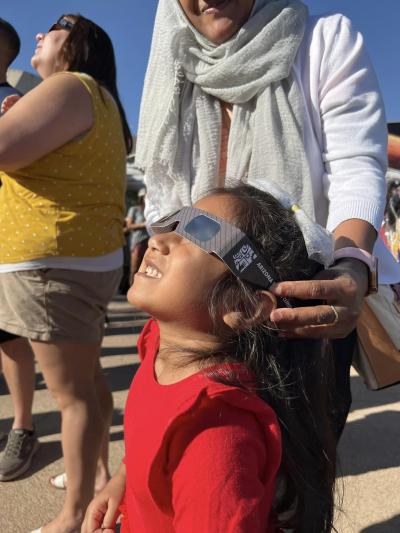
[178,0,255,44]
[128,194,235,332]
[31,19,72,78]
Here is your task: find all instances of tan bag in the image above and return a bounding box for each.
[354,284,400,390]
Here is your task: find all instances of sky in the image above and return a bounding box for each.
[2,1,399,134]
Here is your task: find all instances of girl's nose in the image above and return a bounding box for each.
[35,33,45,42]
[148,232,180,254]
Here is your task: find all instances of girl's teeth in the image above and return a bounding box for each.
[145,266,162,278]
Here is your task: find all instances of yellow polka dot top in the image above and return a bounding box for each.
[0,72,126,263]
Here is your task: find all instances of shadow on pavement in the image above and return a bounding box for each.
[350,375,400,410]
[338,410,400,476]
[102,363,139,393]
[101,346,138,357]
[0,408,125,440]
[19,440,63,479]
[360,514,400,532]
[107,312,148,322]
[110,431,124,442]
[104,325,144,337]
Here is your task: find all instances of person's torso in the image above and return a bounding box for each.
[217,16,399,283]
[0,72,126,263]
[123,319,281,532]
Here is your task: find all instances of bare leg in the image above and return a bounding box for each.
[1,338,35,430]
[31,340,105,533]
[49,360,113,493]
[93,359,113,492]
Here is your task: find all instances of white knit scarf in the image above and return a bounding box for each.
[136,0,315,220]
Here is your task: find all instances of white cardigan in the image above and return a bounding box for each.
[145,13,400,283]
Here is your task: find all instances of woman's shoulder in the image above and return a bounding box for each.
[46,71,99,97]
[46,71,116,109]
[296,12,364,76]
[304,12,359,47]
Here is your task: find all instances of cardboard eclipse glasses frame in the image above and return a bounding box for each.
[150,206,292,309]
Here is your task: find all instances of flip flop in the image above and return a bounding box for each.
[30,529,42,533]
[49,472,67,490]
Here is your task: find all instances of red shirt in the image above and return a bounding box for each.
[121,319,282,532]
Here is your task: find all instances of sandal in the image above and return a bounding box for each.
[49,472,67,490]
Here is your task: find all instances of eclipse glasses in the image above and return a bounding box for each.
[151,206,292,308]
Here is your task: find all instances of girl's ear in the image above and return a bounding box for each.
[222,291,277,331]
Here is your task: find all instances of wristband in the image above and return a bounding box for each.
[333,247,378,295]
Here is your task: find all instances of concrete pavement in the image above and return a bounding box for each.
[0,295,399,532]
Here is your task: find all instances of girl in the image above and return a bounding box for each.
[82,184,336,532]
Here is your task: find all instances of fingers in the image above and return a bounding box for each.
[102,499,120,530]
[270,304,338,328]
[270,304,357,339]
[81,501,108,533]
[1,94,21,114]
[271,277,352,302]
[269,270,365,339]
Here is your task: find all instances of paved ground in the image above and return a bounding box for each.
[0,295,399,533]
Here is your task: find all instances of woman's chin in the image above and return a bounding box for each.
[30,57,44,78]
[30,56,38,70]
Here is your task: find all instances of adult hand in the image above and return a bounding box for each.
[270,258,368,339]
[1,94,21,114]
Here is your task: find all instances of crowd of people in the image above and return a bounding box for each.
[0,1,399,532]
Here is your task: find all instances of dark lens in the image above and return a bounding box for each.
[184,215,220,242]
[49,17,73,32]
[59,17,74,30]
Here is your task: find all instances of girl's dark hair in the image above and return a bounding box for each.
[189,185,336,532]
[60,14,133,154]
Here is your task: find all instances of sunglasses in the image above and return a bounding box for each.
[48,17,74,33]
[151,206,292,308]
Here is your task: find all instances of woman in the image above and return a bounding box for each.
[136,0,399,437]
[0,14,131,533]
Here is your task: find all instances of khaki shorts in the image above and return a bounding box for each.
[0,268,122,343]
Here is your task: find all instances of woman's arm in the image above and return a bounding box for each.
[270,16,387,338]
[0,72,93,171]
